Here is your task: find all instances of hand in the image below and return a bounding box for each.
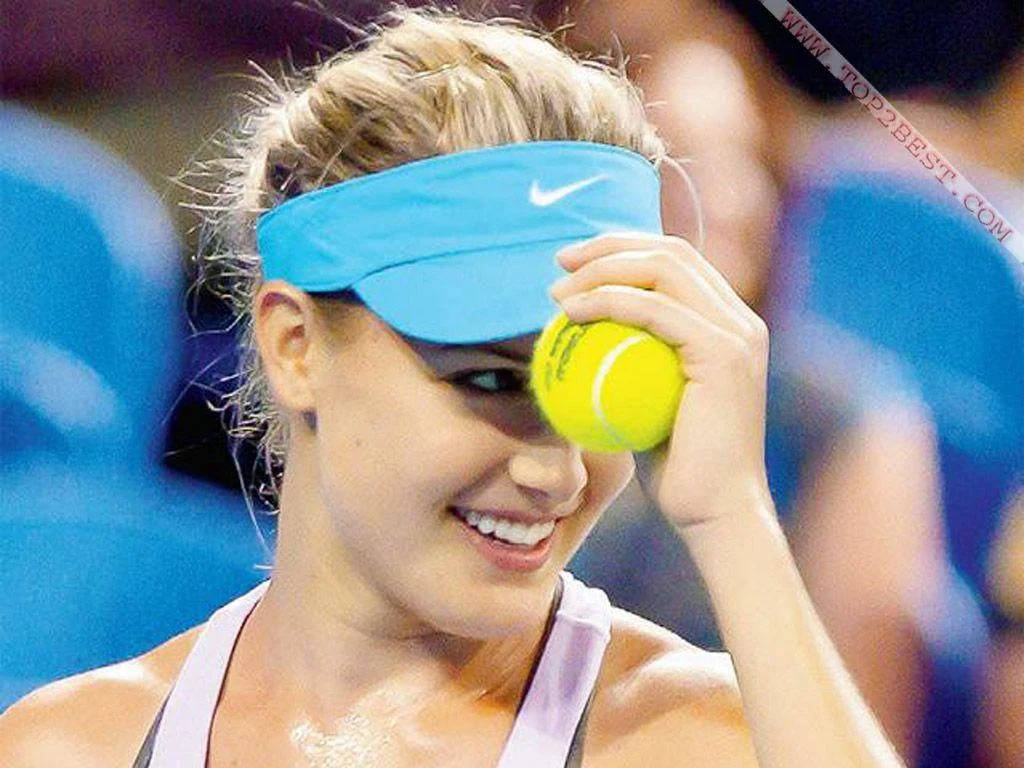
[549,232,772,533]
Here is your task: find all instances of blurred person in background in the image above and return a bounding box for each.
[538,1,1022,766]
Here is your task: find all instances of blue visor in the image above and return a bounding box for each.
[257,140,663,344]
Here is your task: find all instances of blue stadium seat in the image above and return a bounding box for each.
[0,101,183,465]
[0,104,271,712]
[0,457,272,709]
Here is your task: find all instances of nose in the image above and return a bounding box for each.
[508,440,587,512]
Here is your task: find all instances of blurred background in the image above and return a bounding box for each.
[1,1,1021,766]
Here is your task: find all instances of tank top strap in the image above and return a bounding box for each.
[146,579,270,767]
[138,572,610,767]
[497,570,613,768]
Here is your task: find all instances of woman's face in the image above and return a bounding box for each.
[288,301,636,639]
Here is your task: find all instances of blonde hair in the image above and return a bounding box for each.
[186,3,672,515]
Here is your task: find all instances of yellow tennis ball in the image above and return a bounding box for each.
[529,311,686,453]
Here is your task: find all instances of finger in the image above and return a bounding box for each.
[660,235,766,338]
[549,249,743,336]
[559,232,764,338]
[557,283,745,367]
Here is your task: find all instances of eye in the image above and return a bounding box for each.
[452,368,530,395]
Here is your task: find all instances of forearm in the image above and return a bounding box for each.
[678,484,907,768]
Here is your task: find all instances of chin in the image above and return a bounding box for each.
[421,573,559,640]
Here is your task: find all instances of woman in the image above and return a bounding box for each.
[0,7,905,767]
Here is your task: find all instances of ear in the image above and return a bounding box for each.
[252,280,319,415]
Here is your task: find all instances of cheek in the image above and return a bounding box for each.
[585,452,637,507]
[311,382,496,516]
[556,452,636,551]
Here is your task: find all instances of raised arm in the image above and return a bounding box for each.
[551,231,906,768]
[678,483,907,768]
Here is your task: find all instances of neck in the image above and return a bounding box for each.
[231,456,553,726]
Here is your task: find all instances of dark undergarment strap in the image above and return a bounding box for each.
[564,686,597,768]
[514,574,565,719]
[131,692,169,768]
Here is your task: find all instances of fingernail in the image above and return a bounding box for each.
[549,275,572,297]
[556,244,580,263]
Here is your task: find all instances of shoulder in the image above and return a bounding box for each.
[584,605,758,767]
[0,623,204,767]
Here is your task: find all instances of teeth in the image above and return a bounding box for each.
[454,508,555,546]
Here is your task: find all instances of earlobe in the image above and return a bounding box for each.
[253,281,318,413]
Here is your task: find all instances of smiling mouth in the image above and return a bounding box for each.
[448,507,557,548]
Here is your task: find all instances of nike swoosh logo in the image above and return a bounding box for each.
[529,174,608,206]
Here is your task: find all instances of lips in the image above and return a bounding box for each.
[449,507,556,572]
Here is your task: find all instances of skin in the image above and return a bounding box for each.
[0,238,761,766]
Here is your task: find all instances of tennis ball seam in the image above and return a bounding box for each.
[591,333,648,451]
[530,312,684,453]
